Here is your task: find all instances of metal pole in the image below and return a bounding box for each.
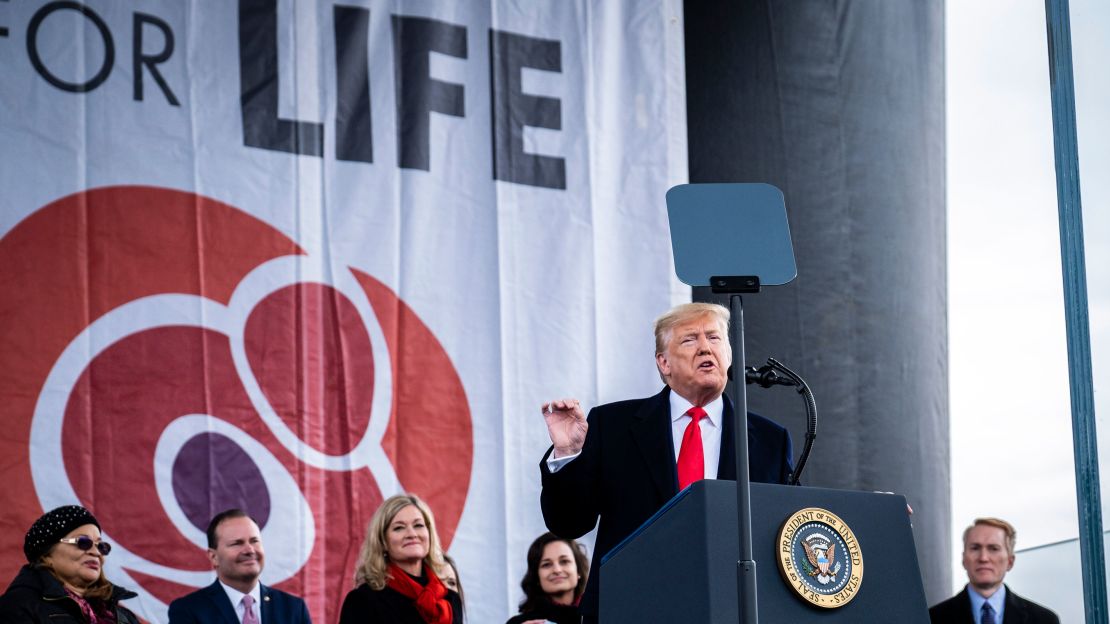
[729,294,757,623]
[1042,1,1107,621]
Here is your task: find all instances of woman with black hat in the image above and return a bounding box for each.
[0,505,140,623]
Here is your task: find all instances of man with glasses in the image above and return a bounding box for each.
[168,509,311,624]
[929,517,1059,624]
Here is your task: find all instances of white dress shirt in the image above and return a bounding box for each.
[669,392,723,481]
[219,580,262,623]
[967,584,1006,624]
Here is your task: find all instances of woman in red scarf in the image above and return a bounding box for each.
[339,494,462,624]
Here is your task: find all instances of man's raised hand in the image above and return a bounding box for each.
[542,398,587,458]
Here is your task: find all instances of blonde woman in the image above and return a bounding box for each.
[339,494,461,624]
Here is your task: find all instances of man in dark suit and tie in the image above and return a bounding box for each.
[929,517,1059,624]
[539,302,794,622]
[168,509,312,624]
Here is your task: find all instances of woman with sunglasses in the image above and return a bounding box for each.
[0,505,140,623]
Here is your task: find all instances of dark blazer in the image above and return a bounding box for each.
[168,580,311,624]
[928,584,1060,624]
[505,600,581,624]
[540,386,794,618]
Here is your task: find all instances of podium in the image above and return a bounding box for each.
[600,480,929,622]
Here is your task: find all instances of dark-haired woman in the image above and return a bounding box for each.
[0,505,140,623]
[439,554,465,622]
[506,532,589,624]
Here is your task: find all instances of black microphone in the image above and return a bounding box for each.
[741,357,815,485]
[744,364,799,388]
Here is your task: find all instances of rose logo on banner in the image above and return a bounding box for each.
[0,186,473,623]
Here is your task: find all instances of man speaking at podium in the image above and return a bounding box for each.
[539,302,794,622]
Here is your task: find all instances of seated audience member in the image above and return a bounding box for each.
[929,517,1059,624]
[168,508,311,623]
[339,494,462,624]
[506,532,589,624]
[0,505,140,623]
[439,554,464,620]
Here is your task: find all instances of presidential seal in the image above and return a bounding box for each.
[776,507,863,608]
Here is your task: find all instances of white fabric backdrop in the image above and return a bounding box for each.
[0,1,687,622]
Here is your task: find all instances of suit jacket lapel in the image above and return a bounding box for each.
[957,585,978,624]
[630,387,678,501]
[203,580,242,624]
[1002,584,1025,624]
[718,395,737,480]
[260,585,274,624]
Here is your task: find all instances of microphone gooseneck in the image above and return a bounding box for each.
[744,357,816,486]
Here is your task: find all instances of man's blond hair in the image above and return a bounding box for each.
[963,517,1017,556]
[653,302,730,355]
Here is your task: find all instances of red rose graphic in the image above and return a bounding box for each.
[0,186,472,622]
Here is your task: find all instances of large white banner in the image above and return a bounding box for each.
[0,1,687,622]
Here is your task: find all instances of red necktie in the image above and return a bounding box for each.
[677,406,707,490]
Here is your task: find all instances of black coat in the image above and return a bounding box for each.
[338,581,463,624]
[505,600,581,624]
[929,585,1060,624]
[540,387,794,619]
[0,564,140,624]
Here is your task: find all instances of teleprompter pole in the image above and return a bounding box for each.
[668,182,797,622]
[728,293,757,624]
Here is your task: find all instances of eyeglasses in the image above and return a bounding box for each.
[58,536,112,556]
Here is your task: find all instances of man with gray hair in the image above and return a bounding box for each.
[539,302,794,622]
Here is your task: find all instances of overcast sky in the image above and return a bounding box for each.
[947,0,1110,595]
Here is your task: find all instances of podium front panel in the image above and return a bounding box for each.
[601,481,929,622]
